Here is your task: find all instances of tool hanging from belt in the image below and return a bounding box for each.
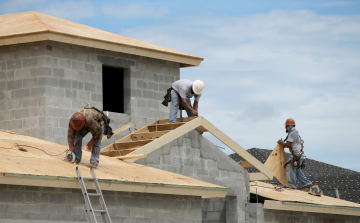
[283,132,306,169]
[78,104,114,139]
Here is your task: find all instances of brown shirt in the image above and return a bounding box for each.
[67,109,103,148]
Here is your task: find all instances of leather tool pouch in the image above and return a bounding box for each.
[291,155,302,169]
[162,87,173,107]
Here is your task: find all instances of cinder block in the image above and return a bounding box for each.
[31,67,52,77]
[14,109,30,119]
[33,192,48,203]
[38,76,59,87]
[0,213,16,219]
[7,203,24,213]
[31,46,52,57]
[57,205,71,215]
[52,88,65,98]
[129,208,144,218]
[23,58,38,68]
[14,88,30,99]
[31,107,46,116]
[84,63,95,72]
[23,78,38,88]
[16,213,32,220]
[7,80,22,90]
[16,191,33,203]
[53,68,65,78]
[0,70,15,80]
[0,51,16,61]
[158,210,171,219]
[116,208,130,217]
[6,99,22,110]
[15,48,31,59]
[59,79,71,89]
[64,214,79,221]
[48,193,64,204]
[91,92,102,102]
[40,204,57,214]
[14,69,31,79]
[72,61,84,70]
[24,204,41,213]
[59,59,71,68]
[72,206,85,215]
[7,59,22,70]
[49,215,64,221]
[0,61,6,71]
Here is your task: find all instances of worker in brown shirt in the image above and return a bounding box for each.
[68,105,105,168]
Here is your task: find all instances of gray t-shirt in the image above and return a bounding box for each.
[287,129,302,154]
[171,79,201,101]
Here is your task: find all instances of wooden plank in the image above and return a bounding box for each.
[200,117,273,180]
[101,121,156,153]
[114,140,153,150]
[264,200,360,216]
[126,117,202,162]
[196,126,208,133]
[249,173,271,181]
[238,161,254,168]
[157,117,197,124]
[117,154,147,160]
[101,148,138,157]
[264,142,289,186]
[131,131,171,141]
[101,122,132,143]
[148,123,185,132]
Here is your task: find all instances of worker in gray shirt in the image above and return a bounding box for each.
[168,79,204,123]
[278,118,312,191]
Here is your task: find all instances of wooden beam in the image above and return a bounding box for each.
[264,142,288,186]
[114,140,153,150]
[101,148,138,157]
[264,200,360,216]
[117,154,147,160]
[131,131,171,141]
[126,117,202,162]
[199,117,273,180]
[101,121,156,153]
[148,123,185,132]
[101,122,132,143]
[196,126,208,133]
[238,161,255,168]
[249,173,271,181]
[157,117,197,124]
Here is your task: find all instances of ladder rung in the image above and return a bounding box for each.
[88,193,101,196]
[82,177,95,181]
[93,209,106,213]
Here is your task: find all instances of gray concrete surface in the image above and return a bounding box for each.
[0,184,201,223]
[135,130,250,223]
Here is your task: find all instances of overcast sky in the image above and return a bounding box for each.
[1,0,359,171]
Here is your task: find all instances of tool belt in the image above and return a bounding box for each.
[162,87,186,110]
[162,87,173,107]
[78,104,114,139]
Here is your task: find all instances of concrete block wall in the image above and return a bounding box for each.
[135,130,250,223]
[0,40,179,146]
[0,184,202,223]
[248,203,360,223]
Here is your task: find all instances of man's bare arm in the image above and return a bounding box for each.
[181,98,198,116]
[277,139,292,148]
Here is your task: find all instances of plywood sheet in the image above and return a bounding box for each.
[250,181,360,208]
[0,130,228,196]
[264,143,288,186]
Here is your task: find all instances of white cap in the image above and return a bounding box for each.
[192,80,204,95]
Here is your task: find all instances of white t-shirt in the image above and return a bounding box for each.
[287,130,302,154]
[171,79,201,101]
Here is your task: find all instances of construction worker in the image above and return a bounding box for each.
[67,104,113,168]
[277,118,312,191]
[167,79,204,123]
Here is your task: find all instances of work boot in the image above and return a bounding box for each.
[303,184,312,192]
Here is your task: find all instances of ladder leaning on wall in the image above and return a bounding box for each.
[76,167,112,223]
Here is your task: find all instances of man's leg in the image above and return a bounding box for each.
[286,163,297,188]
[169,92,180,123]
[183,98,194,117]
[74,129,89,162]
[90,125,105,166]
[297,160,312,186]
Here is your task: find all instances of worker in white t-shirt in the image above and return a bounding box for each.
[277,118,312,191]
[168,79,204,123]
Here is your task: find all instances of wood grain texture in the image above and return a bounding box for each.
[252,181,360,209]
[0,130,228,197]
[131,131,171,141]
[264,142,288,186]
[114,140,153,150]
[117,154,146,160]
[148,123,185,132]
[238,161,254,168]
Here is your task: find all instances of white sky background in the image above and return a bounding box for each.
[1,1,360,171]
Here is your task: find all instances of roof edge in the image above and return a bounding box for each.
[1,173,228,198]
[264,200,360,216]
[0,30,203,67]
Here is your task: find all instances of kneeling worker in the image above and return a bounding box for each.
[168,79,204,123]
[277,118,312,191]
[68,104,113,168]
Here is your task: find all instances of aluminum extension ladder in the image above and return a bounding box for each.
[76,167,112,223]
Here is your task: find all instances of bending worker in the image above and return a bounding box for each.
[277,118,312,191]
[67,104,113,168]
[168,79,204,123]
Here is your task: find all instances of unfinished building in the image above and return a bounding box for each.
[1,11,360,223]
